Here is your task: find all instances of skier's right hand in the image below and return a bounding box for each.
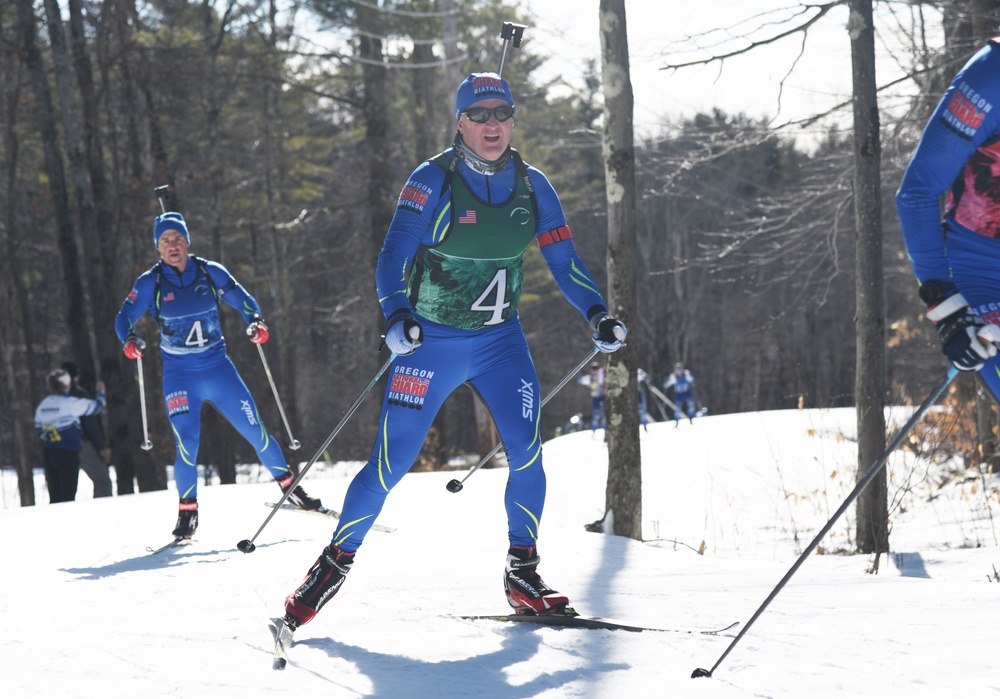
[922,280,1000,371]
[384,312,423,356]
[123,335,146,360]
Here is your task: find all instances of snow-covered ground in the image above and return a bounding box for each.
[2,407,999,698]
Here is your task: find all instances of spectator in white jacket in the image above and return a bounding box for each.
[34,368,106,503]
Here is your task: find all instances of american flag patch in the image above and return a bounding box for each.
[163,292,175,302]
[458,210,477,224]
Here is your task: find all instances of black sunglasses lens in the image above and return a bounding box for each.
[465,108,489,123]
[465,106,514,123]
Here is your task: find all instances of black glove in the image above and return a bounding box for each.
[589,313,627,353]
[384,312,424,356]
[920,280,999,371]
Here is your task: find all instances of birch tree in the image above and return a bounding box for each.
[599,0,641,539]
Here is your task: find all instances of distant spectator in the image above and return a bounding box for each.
[61,362,113,498]
[34,368,106,503]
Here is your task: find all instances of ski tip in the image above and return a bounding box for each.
[272,657,287,671]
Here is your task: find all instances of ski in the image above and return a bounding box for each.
[459,607,739,635]
[264,502,396,533]
[268,617,294,671]
[145,537,194,555]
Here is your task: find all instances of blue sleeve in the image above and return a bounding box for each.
[376,161,448,321]
[114,269,156,342]
[530,167,608,321]
[207,260,262,323]
[896,42,1000,283]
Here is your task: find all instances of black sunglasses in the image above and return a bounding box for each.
[463,105,516,123]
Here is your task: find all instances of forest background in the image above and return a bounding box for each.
[2,0,996,505]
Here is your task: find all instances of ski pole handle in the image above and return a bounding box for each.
[153,185,169,214]
[497,21,527,77]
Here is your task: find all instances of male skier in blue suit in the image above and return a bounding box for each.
[115,212,320,538]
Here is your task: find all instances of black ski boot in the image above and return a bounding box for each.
[171,497,198,538]
[504,545,569,614]
[283,543,356,628]
[276,473,322,511]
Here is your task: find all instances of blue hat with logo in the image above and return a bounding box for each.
[455,72,514,119]
[153,212,190,248]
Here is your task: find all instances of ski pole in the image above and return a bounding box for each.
[497,21,526,77]
[256,343,301,451]
[237,353,396,553]
[646,380,678,413]
[136,183,168,451]
[136,353,153,451]
[446,346,601,493]
[692,366,959,680]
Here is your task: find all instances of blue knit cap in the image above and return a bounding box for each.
[153,212,190,248]
[455,72,514,119]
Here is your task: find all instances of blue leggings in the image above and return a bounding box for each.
[333,318,546,551]
[162,356,289,498]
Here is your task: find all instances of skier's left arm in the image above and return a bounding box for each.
[205,261,268,341]
[531,168,626,352]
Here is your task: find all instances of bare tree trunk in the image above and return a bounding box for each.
[41,0,105,365]
[410,42,436,162]
[66,0,124,389]
[104,0,166,495]
[199,0,237,485]
[357,5,394,430]
[439,0,462,132]
[260,0,300,450]
[599,0,641,540]
[849,0,888,556]
[0,48,37,505]
[18,0,92,373]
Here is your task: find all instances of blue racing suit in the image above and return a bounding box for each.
[114,257,291,498]
[332,147,609,551]
[897,39,1000,399]
[664,369,697,421]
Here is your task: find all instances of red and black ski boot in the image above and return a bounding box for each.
[504,545,569,615]
[171,497,198,538]
[283,543,356,629]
